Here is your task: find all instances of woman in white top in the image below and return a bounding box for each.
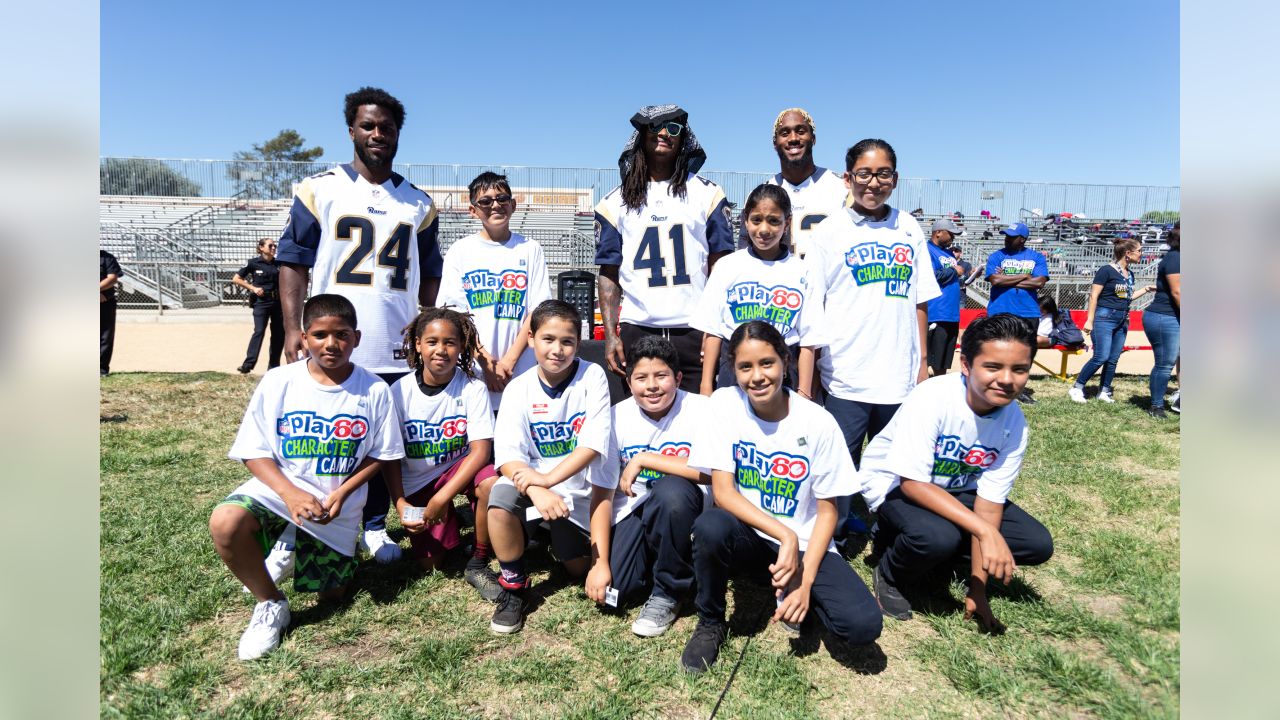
[679,321,882,674]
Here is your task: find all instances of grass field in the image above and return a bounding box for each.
[100,372,1179,719]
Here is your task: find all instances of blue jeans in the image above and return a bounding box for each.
[1144,311,1180,409]
[1075,307,1129,392]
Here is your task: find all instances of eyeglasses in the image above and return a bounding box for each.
[850,169,897,183]
[648,121,684,137]
[472,194,514,209]
[262,243,277,249]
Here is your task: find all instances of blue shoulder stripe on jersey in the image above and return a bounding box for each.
[706,197,735,255]
[275,196,321,267]
[593,212,623,265]
[417,214,443,278]
[390,171,406,188]
[339,163,358,181]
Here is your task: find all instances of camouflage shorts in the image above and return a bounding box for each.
[218,494,356,593]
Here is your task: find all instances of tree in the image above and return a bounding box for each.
[100,158,201,197]
[1141,210,1180,224]
[228,130,325,200]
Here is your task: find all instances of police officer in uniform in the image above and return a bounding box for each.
[100,249,123,376]
[232,238,284,373]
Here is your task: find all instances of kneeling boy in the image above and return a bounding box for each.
[486,300,614,634]
[209,294,404,660]
[603,336,710,637]
[859,313,1054,632]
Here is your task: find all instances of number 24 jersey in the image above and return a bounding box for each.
[594,173,735,328]
[277,164,444,374]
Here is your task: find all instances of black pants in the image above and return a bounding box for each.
[875,487,1054,586]
[620,323,703,394]
[100,300,117,374]
[823,395,901,531]
[362,371,410,531]
[692,508,882,646]
[243,299,284,370]
[607,474,705,603]
[927,321,959,375]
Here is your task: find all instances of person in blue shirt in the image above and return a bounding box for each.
[984,223,1048,404]
[1068,237,1155,405]
[926,218,964,376]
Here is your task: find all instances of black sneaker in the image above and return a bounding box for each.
[1015,391,1037,405]
[490,588,528,634]
[874,567,913,620]
[466,562,504,603]
[1148,406,1168,420]
[680,618,728,674]
[237,364,253,374]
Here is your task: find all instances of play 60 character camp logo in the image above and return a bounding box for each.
[733,442,810,517]
[845,242,915,298]
[278,411,370,476]
[461,268,529,320]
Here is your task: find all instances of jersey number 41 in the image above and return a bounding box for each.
[634,225,691,288]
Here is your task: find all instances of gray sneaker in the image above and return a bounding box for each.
[631,593,679,637]
[465,563,504,603]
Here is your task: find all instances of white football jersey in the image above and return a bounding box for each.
[389,369,495,497]
[767,167,849,257]
[604,390,711,522]
[492,360,614,531]
[687,387,857,553]
[277,164,443,374]
[857,373,1028,512]
[807,206,942,404]
[691,247,828,347]
[594,173,736,327]
[436,232,552,409]
[228,361,405,555]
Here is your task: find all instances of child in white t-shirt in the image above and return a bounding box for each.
[858,313,1054,632]
[692,183,826,397]
[384,307,501,599]
[485,300,614,634]
[436,172,553,410]
[597,336,711,638]
[210,294,405,661]
[679,321,882,674]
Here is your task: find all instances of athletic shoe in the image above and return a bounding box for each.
[237,598,290,661]
[1098,390,1115,404]
[490,588,528,634]
[1170,392,1180,413]
[874,567,912,621]
[680,618,728,674]
[237,364,253,374]
[632,593,679,637]
[1068,386,1086,404]
[1148,407,1168,420]
[359,529,402,564]
[1015,391,1037,405]
[464,563,504,603]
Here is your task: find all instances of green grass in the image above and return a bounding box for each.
[100,372,1180,718]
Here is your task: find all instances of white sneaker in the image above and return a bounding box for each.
[631,593,679,638]
[237,598,290,661]
[1098,390,1115,404]
[1068,386,1086,403]
[359,528,402,564]
[1170,391,1180,413]
[243,528,296,593]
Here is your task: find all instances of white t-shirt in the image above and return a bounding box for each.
[389,369,495,497]
[228,361,405,555]
[687,387,858,553]
[767,167,849,257]
[807,206,942,404]
[857,372,1028,512]
[603,390,711,523]
[276,164,443,374]
[492,360,614,531]
[691,247,828,348]
[1037,315,1053,337]
[594,173,736,327]
[436,231,553,409]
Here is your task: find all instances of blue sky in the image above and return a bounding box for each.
[101,0,1179,186]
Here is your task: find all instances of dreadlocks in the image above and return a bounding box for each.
[401,306,481,380]
[621,140,694,210]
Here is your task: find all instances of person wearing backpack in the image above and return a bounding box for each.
[1068,238,1155,404]
[1036,295,1085,350]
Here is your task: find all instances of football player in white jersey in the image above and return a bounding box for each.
[277,87,444,565]
[764,108,849,258]
[595,104,736,393]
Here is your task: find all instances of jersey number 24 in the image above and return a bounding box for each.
[334,217,412,291]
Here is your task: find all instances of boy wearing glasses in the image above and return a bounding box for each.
[233,237,285,374]
[437,171,552,412]
[595,104,736,394]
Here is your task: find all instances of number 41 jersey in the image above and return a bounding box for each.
[594,173,734,328]
[277,164,443,374]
